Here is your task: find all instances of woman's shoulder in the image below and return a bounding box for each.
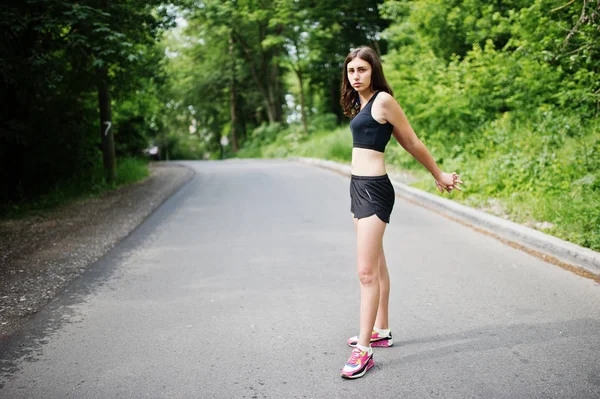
[374,91,396,107]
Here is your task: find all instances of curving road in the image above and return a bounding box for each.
[1,159,600,398]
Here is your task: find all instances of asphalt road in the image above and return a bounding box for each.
[2,159,600,399]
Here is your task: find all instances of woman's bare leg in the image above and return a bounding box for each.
[374,248,390,330]
[353,217,390,331]
[355,214,387,348]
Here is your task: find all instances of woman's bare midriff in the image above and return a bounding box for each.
[351,148,387,176]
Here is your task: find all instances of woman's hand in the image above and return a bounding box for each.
[435,172,463,194]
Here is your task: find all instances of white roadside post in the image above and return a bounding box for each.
[220,135,229,159]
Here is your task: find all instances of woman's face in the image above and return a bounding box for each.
[347,57,372,93]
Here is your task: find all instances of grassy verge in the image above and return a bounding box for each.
[237,116,599,252]
[236,114,353,162]
[1,157,150,219]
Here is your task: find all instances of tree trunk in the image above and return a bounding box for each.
[229,34,239,152]
[272,62,282,122]
[232,31,280,124]
[238,95,247,140]
[266,61,279,124]
[295,67,309,135]
[263,97,275,124]
[230,87,239,152]
[97,67,116,183]
[330,78,343,124]
[96,0,115,182]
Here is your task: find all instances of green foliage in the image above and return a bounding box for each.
[376,0,600,249]
[169,132,208,160]
[3,0,598,251]
[154,0,392,161]
[1,157,149,218]
[0,0,178,204]
[115,157,150,185]
[243,0,600,250]
[237,115,352,161]
[237,123,289,157]
[114,116,149,157]
[307,113,339,133]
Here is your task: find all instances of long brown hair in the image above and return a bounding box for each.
[340,46,394,118]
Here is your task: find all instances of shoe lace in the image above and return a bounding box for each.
[347,348,364,365]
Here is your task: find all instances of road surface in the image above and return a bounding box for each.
[2,159,599,398]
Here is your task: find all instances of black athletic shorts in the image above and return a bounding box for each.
[350,174,395,223]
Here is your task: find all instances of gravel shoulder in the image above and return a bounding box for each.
[0,162,194,339]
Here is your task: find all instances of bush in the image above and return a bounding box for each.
[2,157,149,218]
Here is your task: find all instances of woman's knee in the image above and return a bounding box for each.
[357,264,379,286]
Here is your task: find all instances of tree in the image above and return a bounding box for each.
[191,0,286,125]
[65,0,176,182]
[297,0,391,123]
[0,0,177,203]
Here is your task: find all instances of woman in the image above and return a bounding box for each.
[340,46,463,379]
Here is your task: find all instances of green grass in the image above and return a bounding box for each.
[266,126,353,162]
[114,157,150,185]
[1,157,150,219]
[410,164,600,248]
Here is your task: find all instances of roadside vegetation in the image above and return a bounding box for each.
[2,1,598,249]
[239,113,599,250]
[235,1,600,250]
[1,158,149,218]
[1,0,176,217]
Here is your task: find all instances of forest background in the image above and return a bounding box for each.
[1,0,598,250]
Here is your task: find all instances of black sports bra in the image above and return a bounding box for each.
[350,91,393,153]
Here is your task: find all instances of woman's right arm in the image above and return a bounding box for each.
[391,124,441,179]
[380,93,462,193]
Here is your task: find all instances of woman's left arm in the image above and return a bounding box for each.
[380,93,463,193]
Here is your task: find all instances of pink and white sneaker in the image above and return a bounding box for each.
[347,330,393,348]
[340,347,374,379]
